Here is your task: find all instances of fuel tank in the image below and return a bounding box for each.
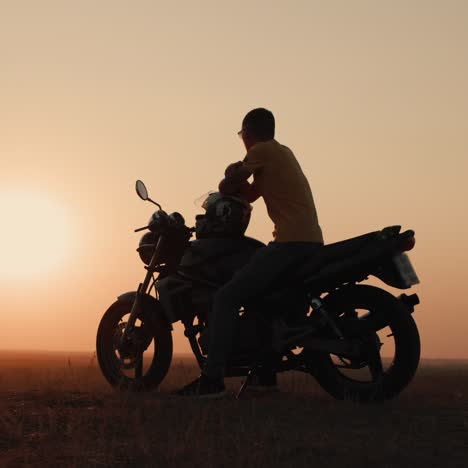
[179,237,266,285]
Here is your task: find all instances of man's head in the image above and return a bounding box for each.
[238,108,275,150]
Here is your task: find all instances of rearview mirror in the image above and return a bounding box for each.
[135,180,148,201]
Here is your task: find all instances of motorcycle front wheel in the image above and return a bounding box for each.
[96,299,173,391]
[306,285,420,402]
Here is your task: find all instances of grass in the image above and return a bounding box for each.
[1,351,467,467]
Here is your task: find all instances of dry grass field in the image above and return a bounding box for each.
[0,351,467,468]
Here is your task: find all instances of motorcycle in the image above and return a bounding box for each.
[96,180,421,401]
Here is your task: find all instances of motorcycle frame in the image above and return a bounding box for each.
[121,230,419,377]
[121,231,355,372]
[158,268,363,375]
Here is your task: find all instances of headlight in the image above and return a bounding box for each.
[137,232,159,265]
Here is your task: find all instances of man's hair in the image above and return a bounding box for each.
[242,108,275,140]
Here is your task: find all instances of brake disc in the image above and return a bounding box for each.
[113,322,152,370]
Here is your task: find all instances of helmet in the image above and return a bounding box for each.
[195,192,252,239]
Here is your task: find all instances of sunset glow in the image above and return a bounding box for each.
[0,191,74,280]
[0,1,467,358]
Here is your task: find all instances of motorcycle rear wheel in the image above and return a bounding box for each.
[308,285,420,402]
[96,300,173,391]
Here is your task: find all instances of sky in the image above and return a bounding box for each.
[0,0,467,358]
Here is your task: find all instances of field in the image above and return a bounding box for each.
[1,351,467,467]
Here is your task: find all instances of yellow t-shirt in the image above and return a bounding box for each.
[243,139,324,243]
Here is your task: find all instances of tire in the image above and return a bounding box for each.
[309,285,420,402]
[96,299,173,391]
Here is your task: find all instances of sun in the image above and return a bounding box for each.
[0,190,74,281]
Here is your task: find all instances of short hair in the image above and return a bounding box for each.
[242,108,275,140]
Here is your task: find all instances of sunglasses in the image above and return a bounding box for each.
[237,128,247,139]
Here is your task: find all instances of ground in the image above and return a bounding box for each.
[0,351,467,467]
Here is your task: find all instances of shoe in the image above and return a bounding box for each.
[176,374,226,399]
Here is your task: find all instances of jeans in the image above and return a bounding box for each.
[203,241,323,379]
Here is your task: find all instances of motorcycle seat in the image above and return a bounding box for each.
[242,236,267,250]
[295,231,379,278]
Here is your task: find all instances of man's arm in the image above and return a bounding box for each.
[218,162,260,202]
[220,145,265,201]
[239,180,261,203]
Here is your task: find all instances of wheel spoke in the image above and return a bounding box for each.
[135,355,143,379]
[309,286,421,401]
[368,348,384,382]
[97,302,173,391]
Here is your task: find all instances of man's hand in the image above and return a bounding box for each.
[224,161,243,178]
[219,161,251,195]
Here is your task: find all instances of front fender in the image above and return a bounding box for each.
[117,291,173,330]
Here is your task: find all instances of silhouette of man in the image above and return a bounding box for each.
[178,108,324,397]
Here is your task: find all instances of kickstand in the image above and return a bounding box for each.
[236,368,254,399]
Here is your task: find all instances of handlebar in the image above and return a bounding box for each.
[134,210,189,234]
[134,225,150,233]
[135,224,196,234]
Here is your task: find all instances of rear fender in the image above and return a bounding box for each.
[372,251,419,290]
[372,262,409,289]
[117,291,173,330]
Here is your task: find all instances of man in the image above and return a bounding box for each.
[178,108,324,397]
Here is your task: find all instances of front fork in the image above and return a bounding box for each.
[120,236,164,345]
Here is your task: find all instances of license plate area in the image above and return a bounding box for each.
[393,254,420,287]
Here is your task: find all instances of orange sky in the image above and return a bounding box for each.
[1,1,467,358]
